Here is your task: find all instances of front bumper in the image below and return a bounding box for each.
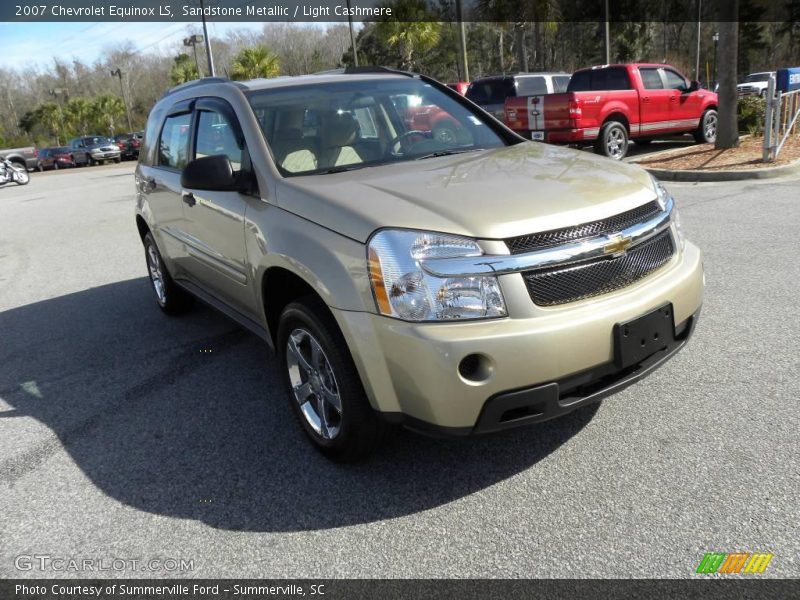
[334,240,703,433]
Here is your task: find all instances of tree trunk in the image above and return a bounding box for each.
[715,6,739,149]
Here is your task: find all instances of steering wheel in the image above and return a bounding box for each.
[389,130,427,154]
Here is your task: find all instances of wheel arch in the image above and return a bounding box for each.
[261,266,331,346]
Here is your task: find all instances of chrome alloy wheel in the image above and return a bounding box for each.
[705,112,718,140]
[146,243,167,305]
[606,128,626,159]
[286,328,342,440]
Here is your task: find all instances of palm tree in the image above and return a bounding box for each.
[92,95,126,136]
[65,98,92,137]
[230,46,280,80]
[375,21,442,71]
[170,53,199,85]
[33,102,64,145]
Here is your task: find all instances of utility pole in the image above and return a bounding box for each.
[346,0,358,67]
[184,34,204,77]
[695,0,702,81]
[712,31,719,90]
[199,0,215,76]
[604,0,610,64]
[110,68,134,132]
[456,0,469,81]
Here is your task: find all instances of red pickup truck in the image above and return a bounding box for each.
[504,63,718,160]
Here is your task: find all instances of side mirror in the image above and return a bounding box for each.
[686,80,700,93]
[181,154,250,192]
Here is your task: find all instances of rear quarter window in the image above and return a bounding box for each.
[140,105,166,166]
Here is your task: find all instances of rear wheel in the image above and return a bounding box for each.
[143,232,190,315]
[694,109,718,144]
[594,121,629,160]
[277,297,385,461]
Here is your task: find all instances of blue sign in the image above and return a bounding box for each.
[777,67,800,92]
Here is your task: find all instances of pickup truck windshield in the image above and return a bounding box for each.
[247,78,506,176]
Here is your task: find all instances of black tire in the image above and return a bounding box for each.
[694,109,718,144]
[634,138,653,145]
[143,232,190,315]
[114,157,121,163]
[88,157,96,166]
[277,296,385,461]
[594,120,629,160]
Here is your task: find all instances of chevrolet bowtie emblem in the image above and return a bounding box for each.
[604,235,633,255]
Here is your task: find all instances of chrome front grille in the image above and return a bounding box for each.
[506,200,662,254]
[522,229,675,306]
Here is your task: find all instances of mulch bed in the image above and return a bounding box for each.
[636,135,800,171]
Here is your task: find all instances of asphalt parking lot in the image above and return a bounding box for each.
[0,161,798,579]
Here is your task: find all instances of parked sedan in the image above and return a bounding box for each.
[69,136,122,166]
[38,146,75,170]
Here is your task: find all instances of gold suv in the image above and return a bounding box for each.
[135,68,703,460]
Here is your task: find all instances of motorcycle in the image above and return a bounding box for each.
[0,157,30,186]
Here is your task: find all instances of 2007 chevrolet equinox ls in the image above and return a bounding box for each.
[135,67,703,460]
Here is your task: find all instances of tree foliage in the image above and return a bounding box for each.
[230,46,280,80]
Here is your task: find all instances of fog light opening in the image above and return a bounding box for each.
[458,353,493,384]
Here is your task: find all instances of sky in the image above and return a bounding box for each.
[0,21,275,70]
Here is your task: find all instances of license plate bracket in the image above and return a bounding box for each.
[613,303,675,369]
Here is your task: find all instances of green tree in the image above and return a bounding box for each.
[65,98,92,137]
[373,0,442,71]
[170,53,199,85]
[34,102,65,145]
[230,46,281,80]
[92,95,126,136]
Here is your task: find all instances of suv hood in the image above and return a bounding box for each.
[276,141,658,243]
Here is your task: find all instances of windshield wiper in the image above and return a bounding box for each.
[319,164,368,174]
[414,148,480,161]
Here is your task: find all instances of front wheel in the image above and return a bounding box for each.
[114,157,121,163]
[277,297,385,461]
[594,121,629,160]
[12,165,30,185]
[694,109,718,144]
[143,232,190,315]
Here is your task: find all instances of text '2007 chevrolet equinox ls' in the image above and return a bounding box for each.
[135,67,703,461]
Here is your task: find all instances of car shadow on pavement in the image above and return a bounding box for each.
[0,278,598,532]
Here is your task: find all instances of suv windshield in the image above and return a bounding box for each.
[744,73,771,83]
[83,136,110,146]
[247,78,507,176]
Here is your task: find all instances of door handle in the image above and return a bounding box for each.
[182,192,196,207]
[642,96,650,102]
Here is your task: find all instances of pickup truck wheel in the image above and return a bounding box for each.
[694,109,718,144]
[432,124,457,145]
[278,297,384,461]
[143,232,190,314]
[595,121,628,160]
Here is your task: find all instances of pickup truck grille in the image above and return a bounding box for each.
[521,229,674,306]
[506,200,661,254]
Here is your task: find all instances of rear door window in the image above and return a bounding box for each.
[568,68,632,92]
[158,112,192,170]
[640,68,664,90]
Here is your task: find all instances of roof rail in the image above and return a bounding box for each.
[343,65,416,78]
[161,76,243,99]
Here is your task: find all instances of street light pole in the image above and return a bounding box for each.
[183,34,204,77]
[199,0,215,77]
[110,68,134,132]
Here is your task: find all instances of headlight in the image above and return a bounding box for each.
[652,175,685,250]
[367,229,507,322]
